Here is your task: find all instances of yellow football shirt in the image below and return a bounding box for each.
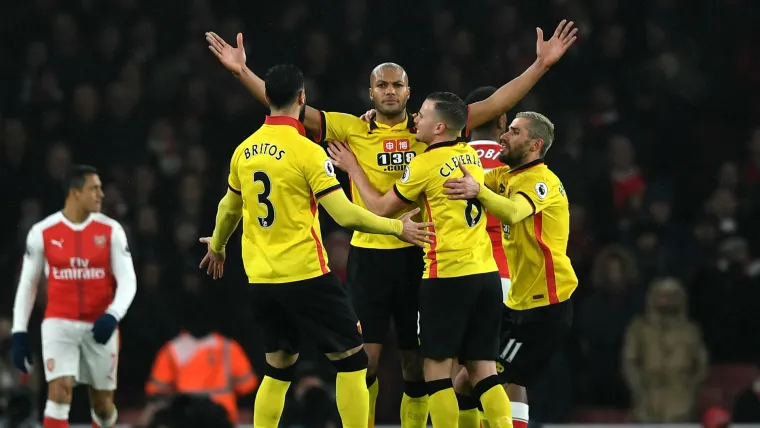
[316,112,426,249]
[487,160,578,310]
[228,116,342,283]
[392,141,497,279]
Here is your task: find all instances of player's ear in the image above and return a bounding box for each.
[498,114,508,132]
[368,87,374,102]
[298,89,306,105]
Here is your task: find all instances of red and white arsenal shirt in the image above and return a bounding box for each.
[470,140,510,279]
[12,212,137,332]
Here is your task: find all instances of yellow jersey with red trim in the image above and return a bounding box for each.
[316,111,426,249]
[228,116,342,283]
[487,160,578,309]
[392,140,497,279]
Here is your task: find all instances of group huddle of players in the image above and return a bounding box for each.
[200,18,579,428]
[7,16,579,428]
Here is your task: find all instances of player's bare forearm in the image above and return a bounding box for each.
[478,187,534,225]
[348,168,400,217]
[467,59,550,129]
[238,65,268,105]
[238,66,322,134]
[210,190,243,252]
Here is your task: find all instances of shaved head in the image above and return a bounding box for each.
[370,62,408,86]
[368,62,410,118]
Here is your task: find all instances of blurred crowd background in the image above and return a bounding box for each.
[2,0,760,426]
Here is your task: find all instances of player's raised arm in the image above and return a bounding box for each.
[11,225,45,372]
[205,32,323,134]
[444,164,534,225]
[327,142,412,218]
[465,20,578,131]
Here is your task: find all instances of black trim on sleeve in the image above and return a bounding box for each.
[228,184,241,195]
[315,111,327,143]
[315,184,342,199]
[516,191,536,215]
[393,185,414,204]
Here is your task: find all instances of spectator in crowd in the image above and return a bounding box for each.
[578,245,641,408]
[145,394,233,428]
[622,277,708,422]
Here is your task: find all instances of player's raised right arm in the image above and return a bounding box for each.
[12,225,45,333]
[205,32,323,134]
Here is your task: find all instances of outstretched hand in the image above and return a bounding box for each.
[199,237,226,280]
[536,19,579,67]
[206,32,247,74]
[397,207,436,247]
[443,164,481,200]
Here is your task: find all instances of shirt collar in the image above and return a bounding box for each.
[265,115,306,137]
[369,112,415,132]
[509,158,545,175]
[425,139,460,152]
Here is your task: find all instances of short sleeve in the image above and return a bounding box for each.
[392,156,428,204]
[301,144,343,199]
[316,111,362,143]
[509,173,557,214]
[227,147,242,194]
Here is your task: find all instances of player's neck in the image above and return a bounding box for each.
[62,204,90,224]
[375,111,407,127]
[269,106,301,120]
[427,134,459,147]
[469,131,501,142]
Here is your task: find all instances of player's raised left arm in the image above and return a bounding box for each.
[107,223,137,320]
[466,20,578,131]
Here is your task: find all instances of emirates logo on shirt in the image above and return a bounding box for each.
[52,257,106,280]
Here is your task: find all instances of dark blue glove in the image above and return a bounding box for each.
[11,332,32,373]
[92,313,118,345]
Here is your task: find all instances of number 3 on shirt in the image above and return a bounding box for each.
[465,199,483,227]
[253,171,275,228]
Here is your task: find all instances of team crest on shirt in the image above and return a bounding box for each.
[401,166,411,183]
[94,235,107,247]
[535,182,548,200]
[324,159,336,177]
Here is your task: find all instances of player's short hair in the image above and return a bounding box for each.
[370,62,407,85]
[464,86,498,131]
[264,64,304,109]
[516,111,555,157]
[63,165,98,194]
[427,92,468,134]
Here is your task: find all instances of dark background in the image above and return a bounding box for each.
[1,0,760,424]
